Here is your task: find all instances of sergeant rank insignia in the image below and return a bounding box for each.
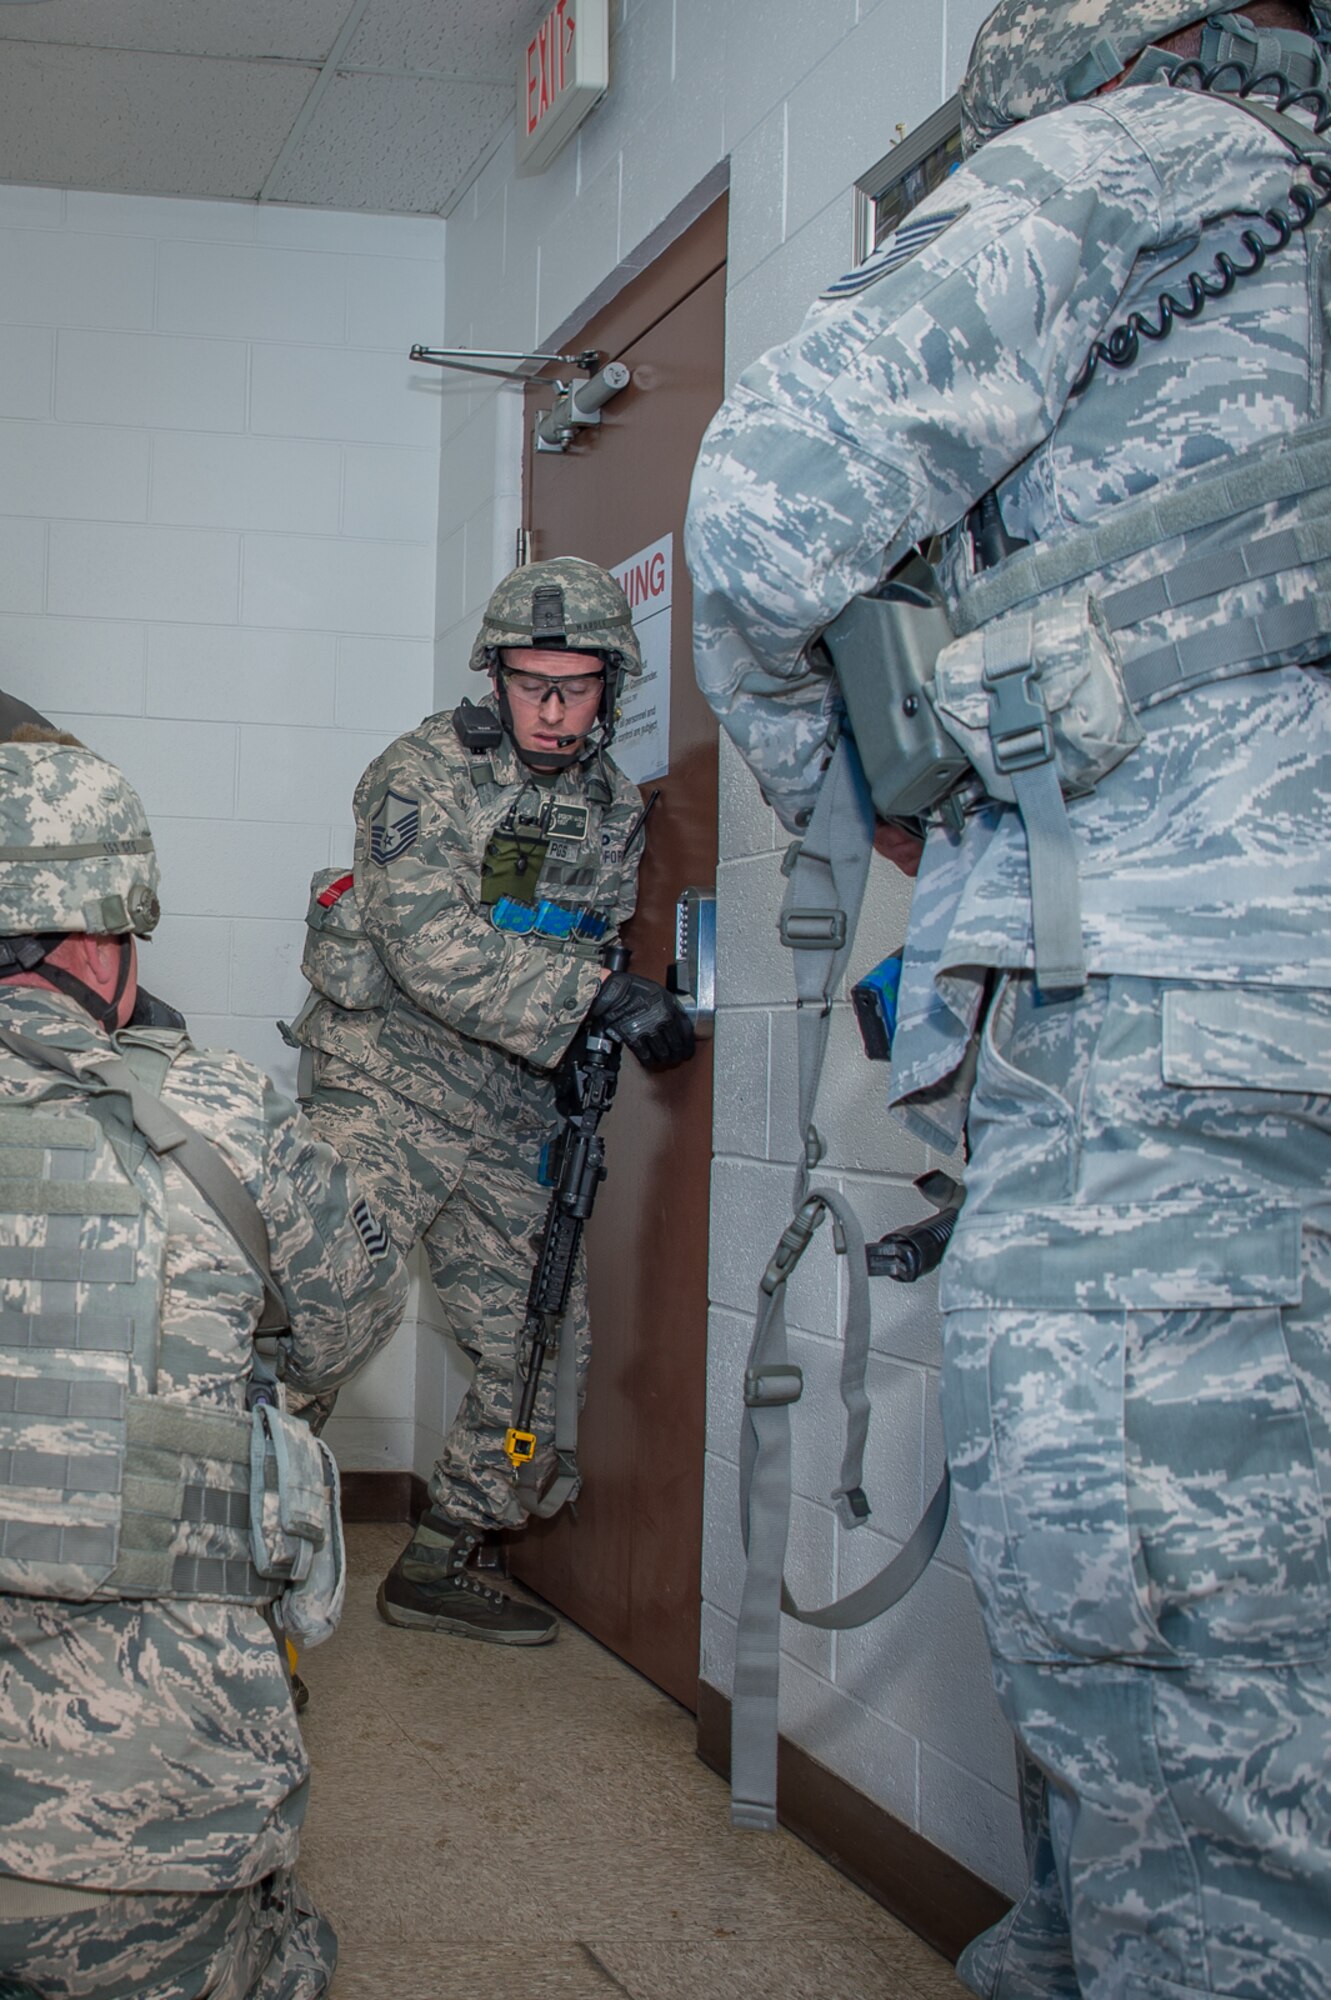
[821,205,969,301]
[369,789,420,865]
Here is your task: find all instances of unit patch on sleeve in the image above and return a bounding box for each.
[351,1196,391,1262]
[820,206,969,301]
[369,789,420,866]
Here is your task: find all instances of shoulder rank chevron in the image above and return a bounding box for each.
[821,206,969,301]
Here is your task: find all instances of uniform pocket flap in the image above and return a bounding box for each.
[1163,987,1331,1092]
[941,1197,1301,1311]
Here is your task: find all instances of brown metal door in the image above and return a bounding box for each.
[510,200,725,1709]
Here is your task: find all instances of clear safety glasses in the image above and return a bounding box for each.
[499,666,604,707]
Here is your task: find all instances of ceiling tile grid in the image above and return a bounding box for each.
[0,0,546,214]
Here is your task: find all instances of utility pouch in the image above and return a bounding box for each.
[248,1403,346,1646]
[931,593,1143,804]
[300,868,391,1012]
[821,556,970,820]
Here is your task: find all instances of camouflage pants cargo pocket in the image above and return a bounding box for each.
[941,973,1331,1671]
[945,975,1331,2000]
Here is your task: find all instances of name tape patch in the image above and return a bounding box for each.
[821,205,969,302]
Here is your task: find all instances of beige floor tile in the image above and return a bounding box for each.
[329,1940,621,1999]
[303,1527,965,1989]
[586,1937,968,2000]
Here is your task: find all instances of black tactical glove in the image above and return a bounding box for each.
[587,970,696,1070]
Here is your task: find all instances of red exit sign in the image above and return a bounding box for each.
[517,0,609,174]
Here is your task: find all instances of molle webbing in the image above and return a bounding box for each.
[954,418,1331,702]
[105,1395,280,1604]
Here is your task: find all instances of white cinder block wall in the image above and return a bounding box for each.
[436,0,1023,1897]
[0,181,446,1479]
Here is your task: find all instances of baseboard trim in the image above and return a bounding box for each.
[695,1679,1010,1965]
[337,1469,428,1524]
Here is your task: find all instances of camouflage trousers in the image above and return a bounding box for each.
[940,974,1331,2000]
[306,1053,590,1533]
[0,1869,334,1999]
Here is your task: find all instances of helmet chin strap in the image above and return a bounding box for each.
[0,935,133,1032]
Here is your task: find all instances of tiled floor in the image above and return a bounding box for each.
[298,1523,968,2000]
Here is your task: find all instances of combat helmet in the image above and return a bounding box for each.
[0,735,160,1021]
[469,556,642,769]
[961,2,1331,153]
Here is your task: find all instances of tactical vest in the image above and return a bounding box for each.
[0,1028,335,1622]
[921,89,1331,1003]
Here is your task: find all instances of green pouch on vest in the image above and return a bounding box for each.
[300,868,392,1012]
[931,593,1144,803]
[480,827,551,908]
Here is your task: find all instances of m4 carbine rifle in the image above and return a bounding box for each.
[504,943,629,1474]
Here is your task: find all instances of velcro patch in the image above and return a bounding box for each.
[369,789,420,866]
[351,1197,391,1262]
[821,205,969,301]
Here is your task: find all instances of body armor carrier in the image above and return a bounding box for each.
[829,76,1331,996]
[0,1030,341,1632]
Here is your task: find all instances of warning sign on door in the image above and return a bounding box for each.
[610,533,671,785]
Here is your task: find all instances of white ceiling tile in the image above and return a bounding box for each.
[0,0,353,61]
[0,45,316,200]
[265,72,511,215]
[340,0,534,79]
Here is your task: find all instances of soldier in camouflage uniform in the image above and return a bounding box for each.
[0,732,407,1999]
[686,4,1331,1994]
[293,558,693,1646]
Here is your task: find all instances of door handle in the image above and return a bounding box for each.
[666,887,716,1038]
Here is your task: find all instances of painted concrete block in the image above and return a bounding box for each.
[138,915,233,1018]
[157,239,347,343]
[715,850,789,1008]
[250,343,434,448]
[235,722,387,826]
[919,1747,1024,1900]
[241,533,435,638]
[779,1654,920,1831]
[0,614,145,716]
[709,1154,840,1338]
[66,190,255,242]
[719,0,856,153]
[783,6,942,242]
[151,432,341,534]
[152,814,333,921]
[725,102,787,291]
[0,327,54,420]
[346,253,446,352]
[335,636,435,735]
[63,713,238,822]
[0,226,154,330]
[256,204,444,262]
[0,185,64,229]
[57,330,248,432]
[341,444,439,544]
[718,729,777,863]
[48,521,239,623]
[711,1006,769,1162]
[835,1537,1017,1794]
[230,917,309,1017]
[147,625,337,726]
[0,518,46,615]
